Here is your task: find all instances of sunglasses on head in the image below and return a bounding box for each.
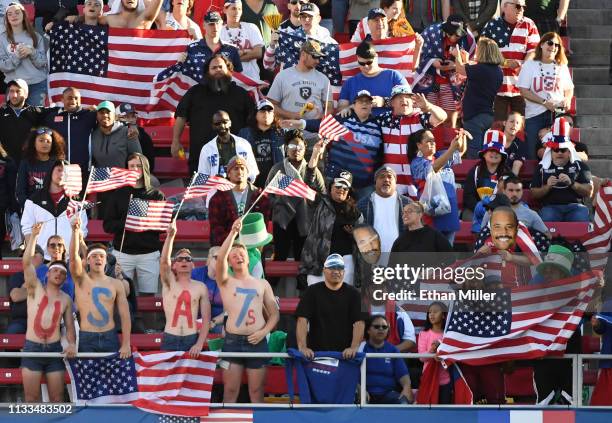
[36,127,53,136]
[358,60,373,67]
[545,40,561,49]
[372,324,389,330]
[175,256,193,262]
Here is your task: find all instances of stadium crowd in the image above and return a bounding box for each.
[1,0,612,409]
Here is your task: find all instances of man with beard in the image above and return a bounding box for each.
[197,110,258,182]
[173,54,254,174]
[101,0,163,29]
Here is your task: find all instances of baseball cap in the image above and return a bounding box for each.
[367,8,386,20]
[324,253,345,269]
[333,170,353,188]
[96,100,115,112]
[116,102,137,116]
[374,165,396,180]
[484,193,512,211]
[442,14,467,37]
[204,11,222,23]
[299,2,319,16]
[355,90,373,101]
[256,99,274,111]
[390,84,412,98]
[301,39,326,58]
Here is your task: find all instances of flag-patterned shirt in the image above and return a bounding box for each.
[480,16,540,97]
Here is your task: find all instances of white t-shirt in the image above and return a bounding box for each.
[220,22,264,81]
[165,13,203,39]
[372,193,399,254]
[305,26,336,44]
[267,66,331,119]
[517,60,574,119]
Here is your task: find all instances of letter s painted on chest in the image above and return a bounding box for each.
[87,286,112,327]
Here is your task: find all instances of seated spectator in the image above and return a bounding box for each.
[21,160,89,253]
[409,129,467,245]
[590,298,612,406]
[0,141,18,252]
[7,244,45,334]
[91,101,142,168]
[103,153,164,295]
[21,223,76,402]
[391,201,453,253]
[525,0,569,35]
[450,0,497,35]
[455,36,504,158]
[163,0,202,38]
[462,130,510,220]
[517,32,573,159]
[191,247,225,334]
[500,112,528,175]
[238,100,284,188]
[115,103,155,171]
[16,128,65,211]
[414,14,475,127]
[102,0,163,29]
[351,1,415,40]
[536,115,588,162]
[208,156,270,246]
[299,171,363,286]
[359,315,414,404]
[0,79,40,165]
[357,166,412,262]
[405,0,449,33]
[530,118,592,222]
[418,302,451,403]
[338,40,408,116]
[266,132,325,268]
[296,253,366,358]
[37,235,76,300]
[198,110,259,181]
[0,3,48,106]
[221,0,264,81]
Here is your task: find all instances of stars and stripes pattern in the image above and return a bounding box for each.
[86,167,140,194]
[583,183,612,270]
[438,271,600,365]
[318,114,351,142]
[60,164,82,197]
[199,409,254,422]
[266,173,317,202]
[66,199,96,219]
[480,16,540,96]
[183,173,235,200]
[125,198,175,232]
[48,23,192,124]
[67,351,218,417]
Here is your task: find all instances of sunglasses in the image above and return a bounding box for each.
[510,2,525,10]
[372,325,389,330]
[290,0,307,4]
[552,148,569,153]
[175,256,193,262]
[36,127,53,136]
[326,266,344,271]
[358,60,373,67]
[48,243,65,248]
[333,184,349,190]
[545,40,561,49]
[287,144,305,151]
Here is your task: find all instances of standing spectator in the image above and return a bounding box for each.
[390,200,453,254]
[455,36,504,158]
[239,0,279,46]
[0,142,18,253]
[338,40,408,116]
[115,103,155,171]
[221,0,264,81]
[102,0,163,29]
[185,12,243,71]
[103,153,164,295]
[405,0,449,32]
[375,85,447,198]
[409,129,466,244]
[450,0,498,35]
[164,0,202,38]
[16,128,65,211]
[351,1,416,41]
[280,0,306,32]
[0,0,14,34]
[481,0,540,125]
[297,3,334,43]
[501,112,528,175]
[191,247,225,334]
[0,80,40,164]
[462,130,509,220]
[517,32,573,159]
[530,118,592,222]
[350,7,388,42]
[418,302,451,403]
[359,315,414,404]
[37,235,76,300]
[91,101,142,168]
[238,100,284,188]
[0,3,48,106]
[208,156,270,246]
[296,253,366,358]
[525,0,569,35]
[198,110,259,182]
[21,160,89,254]
[357,166,411,260]
[77,0,104,26]
[172,54,254,174]
[266,132,325,266]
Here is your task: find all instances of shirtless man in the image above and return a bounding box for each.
[101,0,163,29]
[159,220,210,355]
[70,218,131,358]
[21,223,76,402]
[216,219,279,403]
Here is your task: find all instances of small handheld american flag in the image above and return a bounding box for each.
[66,199,96,219]
[61,164,82,197]
[87,167,140,194]
[125,198,175,232]
[184,173,235,200]
[318,114,351,142]
[266,172,316,201]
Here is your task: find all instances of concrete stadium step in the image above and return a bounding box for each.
[586,160,612,177]
[575,85,612,98]
[572,67,610,85]
[576,115,612,128]
[577,128,612,147]
[576,98,612,114]
[570,0,612,9]
[570,25,612,38]
[567,9,612,26]
[570,53,610,67]
[569,38,611,56]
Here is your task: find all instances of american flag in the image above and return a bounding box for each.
[583,183,612,270]
[66,199,96,219]
[66,351,217,417]
[437,271,600,365]
[157,408,254,423]
[87,167,140,194]
[266,173,317,201]
[184,173,235,200]
[318,114,351,142]
[48,23,192,124]
[125,198,175,232]
[60,164,82,197]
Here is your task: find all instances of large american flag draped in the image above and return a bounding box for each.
[184,173,235,200]
[437,271,600,365]
[66,351,217,417]
[266,172,317,201]
[48,22,192,124]
[86,167,140,194]
[583,183,612,270]
[125,198,175,232]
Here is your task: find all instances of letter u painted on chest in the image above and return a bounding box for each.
[34,296,62,339]
[87,286,112,327]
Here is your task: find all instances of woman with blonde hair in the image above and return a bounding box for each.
[455,36,504,158]
[517,32,573,159]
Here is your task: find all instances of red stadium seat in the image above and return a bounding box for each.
[452,160,538,182]
[156,157,189,180]
[147,126,189,148]
[504,366,536,398]
[582,335,601,354]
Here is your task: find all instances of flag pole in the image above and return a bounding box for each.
[323,81,331,116]
[119,193,133,253]
[173,172,197,223]
[78,166,94,213]
[241,170,279,219]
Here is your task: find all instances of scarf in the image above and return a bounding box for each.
[283,158,305,181]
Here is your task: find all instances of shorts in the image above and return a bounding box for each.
[222,332,269,369]
[426,83,459,111]
[114,250,161,294]
[161,332,198,351]
[79,329,120,352]
[21,340,65,373]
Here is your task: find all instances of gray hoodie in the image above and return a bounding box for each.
[91,122,141,168]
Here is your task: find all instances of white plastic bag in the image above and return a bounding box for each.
[5,211,23,251]
[420,170,451,217]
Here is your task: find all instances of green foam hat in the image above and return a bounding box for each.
[239,213,273,249]
[536,245,574,278]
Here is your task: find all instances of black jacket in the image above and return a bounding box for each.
[0,104,41,164]
[0,155,17,214]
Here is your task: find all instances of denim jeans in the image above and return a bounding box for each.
[6,318,27,334]
[161,332,198,351]
[27,80,47,107]
[331,0,349,34]
[79,329,120,352]
[463,113,494,159]
[539,203,590,222]
[525,110,553,160]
